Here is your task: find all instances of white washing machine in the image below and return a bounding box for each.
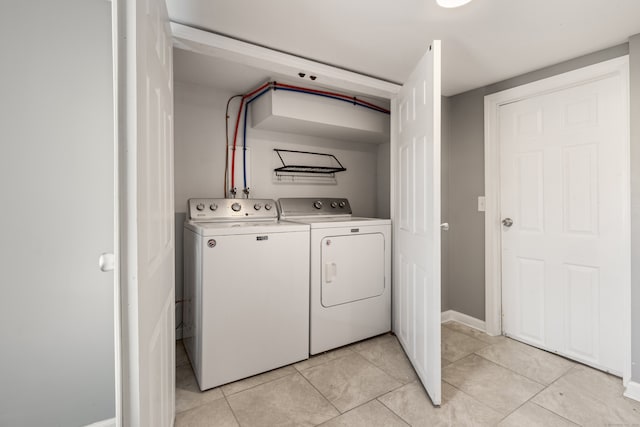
[278,198,391,354]
[183,198,310,391]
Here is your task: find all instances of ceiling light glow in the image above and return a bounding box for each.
[437,0,472,8]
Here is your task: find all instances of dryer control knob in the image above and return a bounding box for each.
[313,201,323,209]
[330,201,338,208]
[196,203,205,211]
[264,204,272,211]
[210,204,218,211]
[339,201,346,208]
[254,203,262,210]
[231,202,242,212]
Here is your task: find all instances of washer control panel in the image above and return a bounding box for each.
[278,197,352,218]
[188,198,278,221]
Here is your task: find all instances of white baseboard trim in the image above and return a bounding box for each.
[624,380,640,402]
[85,417,116,427]
[441,310,486,332]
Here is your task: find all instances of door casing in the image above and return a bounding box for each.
[484,55,631,384]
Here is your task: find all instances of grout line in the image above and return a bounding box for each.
[491,360,584,425]
[351,341,417,385]
[299,355,410,421]
[315,380,412,424]
[386,378,413,395]
[316,398,409,427]
[468,336,579,389]
[375,395,412,427]
[442,355,556,421]
[528,401,581,426]
[443,321,502,345]
[221,367,298,397]
[537,363,636,423]
[294,347,355,374]
[175,365,229,416]
[432,324,579,422]
[441,379,508,420]
[471,351,549,387]
[223,394,243,427]
[174,392,227,417]
[297,371,342,415]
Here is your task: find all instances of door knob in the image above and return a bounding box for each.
[502,218,513,227]
[99,253,115,272]
[440,222,449,231]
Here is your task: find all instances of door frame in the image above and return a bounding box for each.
[483,55,631,384]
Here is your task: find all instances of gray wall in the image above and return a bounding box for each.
[0,1,116,426]
[445,43,630,321]
[629,34,640,385]
[446,90,487,319]
[441,96,451,312]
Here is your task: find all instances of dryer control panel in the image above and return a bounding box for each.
[278,198,352,218]
[187,198,278,222]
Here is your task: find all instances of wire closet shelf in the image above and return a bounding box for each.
[273,149,347,176]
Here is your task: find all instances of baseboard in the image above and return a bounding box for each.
[624,380,640,402]
[441,310,486,332]
[85,417,116,427]
[176,326,183,340]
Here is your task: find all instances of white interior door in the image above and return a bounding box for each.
[500,67,629,375]
[392,41,442,405]
[1,1,116,425]
[119,0,175,424]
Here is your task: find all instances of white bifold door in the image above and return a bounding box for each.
[392,41,442,405]
[500,63,629,375]
[119,0,176,425]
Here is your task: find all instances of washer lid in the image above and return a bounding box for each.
[185,220,309,236]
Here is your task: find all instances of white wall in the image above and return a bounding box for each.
[173,81,389,336]
[376,143,391,219]
[0,1,116,425]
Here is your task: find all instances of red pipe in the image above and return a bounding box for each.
[230,82,272,193]
[273,82,390,113]
[230,97,244,193]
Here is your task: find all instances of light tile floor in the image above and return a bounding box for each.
[175,322,640,426]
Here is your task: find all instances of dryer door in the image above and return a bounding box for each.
[321,233,385,307]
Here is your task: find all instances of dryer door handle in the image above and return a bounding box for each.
[324,262,337,283]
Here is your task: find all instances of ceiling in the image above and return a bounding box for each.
[167,0,640,96]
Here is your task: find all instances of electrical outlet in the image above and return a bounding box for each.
[478,196,486,212]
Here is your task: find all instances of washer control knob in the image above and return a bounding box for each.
[339,201,346,208]
[264,203,273,211]
[196,203,205,211]
[254,203,262,211]
[210,204,218,211]
[313,201,323,209]
[330,201,338,208]
[231,202,242,212]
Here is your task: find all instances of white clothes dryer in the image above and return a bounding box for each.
[278,198,391,354]
[183,198,310,391]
